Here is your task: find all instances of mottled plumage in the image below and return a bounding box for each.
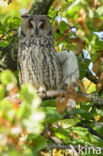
[18,14,79,95]
[18,15,62,91]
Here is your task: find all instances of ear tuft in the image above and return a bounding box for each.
[42,15,52,20]
[46,16,52,20]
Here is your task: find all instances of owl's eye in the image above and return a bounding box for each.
[39,20,45,29]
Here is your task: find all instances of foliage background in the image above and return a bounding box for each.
[0,0,103,155]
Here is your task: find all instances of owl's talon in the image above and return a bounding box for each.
[72,82,78,88]
[37,87,47,99]
[62,83,68,90]
[42,90,46,94]
[37,87,46,95]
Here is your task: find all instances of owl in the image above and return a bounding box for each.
[18,14,79,94]
[18,15,62,92]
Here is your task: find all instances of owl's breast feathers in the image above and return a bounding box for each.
[18,35,62,90]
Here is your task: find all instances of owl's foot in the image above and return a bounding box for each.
[62,82,78,90]
[37,87,46,95]
[62,83,68,90]
[72,82,78,88]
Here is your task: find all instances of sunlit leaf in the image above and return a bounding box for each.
[96,6,103,16]
[0,84,5,100]
[0,70,17,85]
[44,107,65,123]
[59,118,80,128]
[20,84,41,108]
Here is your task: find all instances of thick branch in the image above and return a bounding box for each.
[38,90,103,105]
[38,90,65,99]
[78,91,103,105]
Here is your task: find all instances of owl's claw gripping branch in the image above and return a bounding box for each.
[62,83,68,90]
[37,87,46,96]
[37,86,47,98]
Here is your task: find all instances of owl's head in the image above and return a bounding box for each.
[19,14,52,37]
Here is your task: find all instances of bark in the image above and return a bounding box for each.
[0,0,54,71]
[28,0,54,15]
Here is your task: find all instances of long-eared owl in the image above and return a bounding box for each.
[18,14,79,93]
[18,15,62,91]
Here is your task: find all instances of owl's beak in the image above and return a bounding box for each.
[35,27,38,35]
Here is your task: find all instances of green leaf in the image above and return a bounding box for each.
[88,133,103,147]
[78,55,90,79]
[58,21,68,33]
[19,84,45,135]
[59,118,80,128]
[0,69,17,85]
[0,98,15,121]
[0,84,5,100]
[41,99,56,107]
[96,6,103,16]
[72,127,88,136]
[30,136,47,155]
[53,127,72,144]
[71,107,93,120]
[68,0,81,10]
[22,108,45,134]
[20,84,41,107]
[44,107,66,124]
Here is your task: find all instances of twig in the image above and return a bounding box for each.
[0,35,17,41]
[79,91,103,105]
[51,8,62,23]
[0,29,17,40]
[86,70,97,84]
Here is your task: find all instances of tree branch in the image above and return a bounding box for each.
[38,89,103,105]
[0,29,17,40]
[86,70,97,84]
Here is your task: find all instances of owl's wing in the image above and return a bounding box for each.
[56,50,79,109]
[56,50,79,88]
